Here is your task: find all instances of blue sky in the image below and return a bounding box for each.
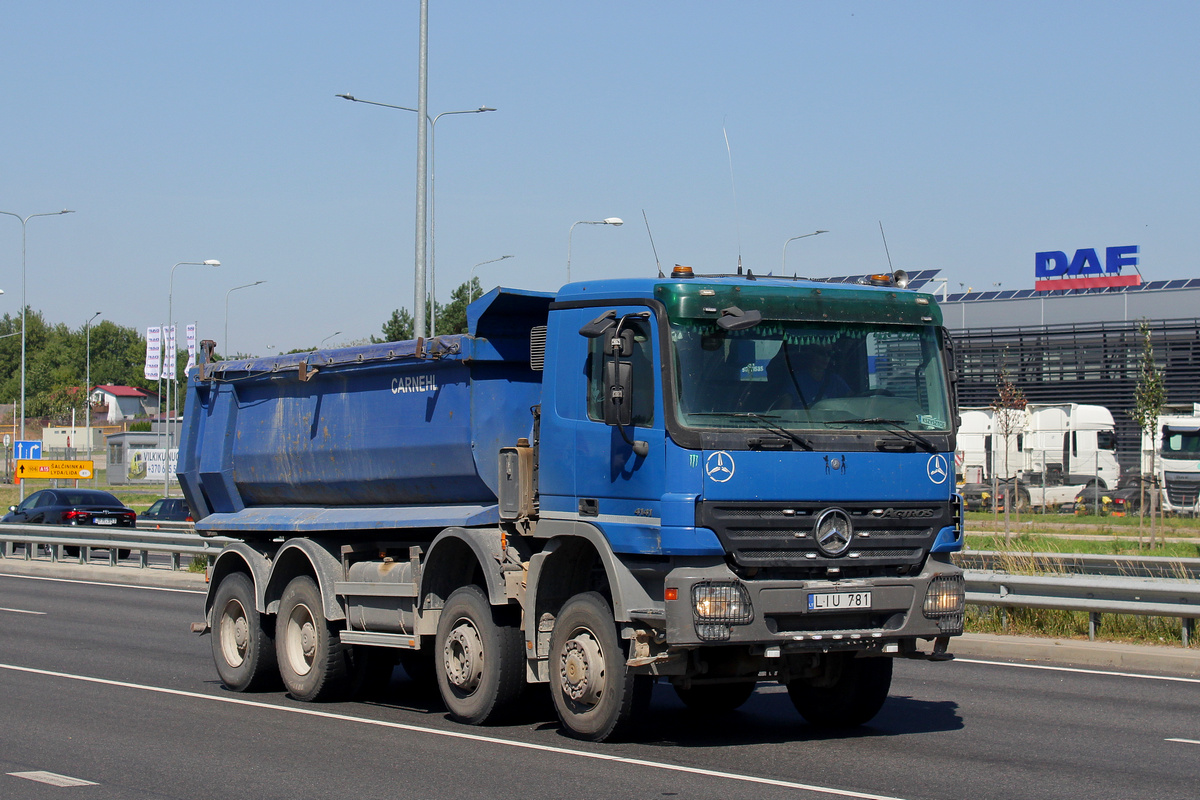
[2,2,1197,356]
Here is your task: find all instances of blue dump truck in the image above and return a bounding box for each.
[181,267,965,742]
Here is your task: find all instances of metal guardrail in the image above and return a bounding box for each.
[0,521,233,571]
[3,523,1197,646]
[957,550,1200,580]
[964,569,1199,646]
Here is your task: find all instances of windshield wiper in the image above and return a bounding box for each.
[688,412,814,450]
[825,417,938,453]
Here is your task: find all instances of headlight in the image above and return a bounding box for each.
[692,582,753,624]
[923,574,965,618]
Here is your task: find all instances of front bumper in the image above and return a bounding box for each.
[662,556,963,650]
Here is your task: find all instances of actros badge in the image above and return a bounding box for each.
[705,451,735,483]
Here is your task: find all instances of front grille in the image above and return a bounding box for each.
[698,501,949,569]
[1165,473,1200,507]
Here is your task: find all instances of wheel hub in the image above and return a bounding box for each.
[559,632,605,705]
[443,621,484,692]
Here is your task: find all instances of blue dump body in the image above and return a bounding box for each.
[177,287,554,533]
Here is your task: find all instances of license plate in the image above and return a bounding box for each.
[93,518,118,525]
[808,591,871,611]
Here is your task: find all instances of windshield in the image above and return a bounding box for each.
[1163,427,1200,456]
[670,318,952,432]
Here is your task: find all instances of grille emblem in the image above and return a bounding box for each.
[813,508,854,557]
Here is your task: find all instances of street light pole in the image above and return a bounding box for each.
[335,94,495,337]
[224,280,266,358]
[320,331,342,348]
[469,255,515,302]
[781,230,828,273]
[0,208,74,500]
[84,312,101,476]
[567,218,624,283]
[165,260,219,497]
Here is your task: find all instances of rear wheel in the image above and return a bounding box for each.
[275,575,353,701]
[435,585,526,725]
[787,653,892,728]
[674,680,756,713]
[549,592,651,742]
[211,571,278,692]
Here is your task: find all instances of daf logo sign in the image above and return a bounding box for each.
[813,508,853,557]
[927,454,949,485]
[705,451,736,483]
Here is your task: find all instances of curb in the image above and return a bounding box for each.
[950,632,1200,678]
[0,557,207,591]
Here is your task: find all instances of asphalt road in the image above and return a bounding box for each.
[1,573,1197,800]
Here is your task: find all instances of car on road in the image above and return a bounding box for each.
[2,488,137,558]
[140,497,193,523]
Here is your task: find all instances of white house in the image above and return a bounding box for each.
[91,385,159,422]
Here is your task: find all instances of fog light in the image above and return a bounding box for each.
[923,574,965,618]
[692,581,752,624]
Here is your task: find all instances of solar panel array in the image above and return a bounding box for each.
[812,268,942,290]
[944,277,1200,303]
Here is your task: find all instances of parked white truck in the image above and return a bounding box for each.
[958,403,1120,512]
[1141,407,1200,516]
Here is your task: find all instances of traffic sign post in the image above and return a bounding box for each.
[15,459,95,482]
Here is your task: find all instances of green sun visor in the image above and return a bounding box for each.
[654,281,943,327]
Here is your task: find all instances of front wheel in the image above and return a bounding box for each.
[435,585,525,725]
[787,653,892,728]
[275,575,353,701]
[549,592,651,742]
[210,571,278,692]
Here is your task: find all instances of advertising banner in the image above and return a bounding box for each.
[163,325,177,380]
[144,326,162,380]
[186,324,197,373]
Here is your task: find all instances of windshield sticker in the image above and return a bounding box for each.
[919,415,945,428]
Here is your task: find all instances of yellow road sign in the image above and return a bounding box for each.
[16,460,95,481]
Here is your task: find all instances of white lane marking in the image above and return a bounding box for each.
[8,771,98,787]
[955,657,1200,685]
[0,662,910,800]
[0,572,205,595]
[1165,738,1200,745]
[0,606,46,615]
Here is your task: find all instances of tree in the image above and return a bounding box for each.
[374,308,414,343]
[990,364,1027,544]
[1128,320,1166,548]
[435,278,482,336]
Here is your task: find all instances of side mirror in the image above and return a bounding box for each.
[604,359,634,427]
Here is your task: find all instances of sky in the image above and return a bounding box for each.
[2,2,1197,358]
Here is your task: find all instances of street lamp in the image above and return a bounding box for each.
[469,255,515,302]
[84,312,101,473]
[165,259,220,497]
[781,230,828,273]
[320,331,342,348]
[567,218,623,283]
[0,208,74,500]
[224,280,266,358]
[336,94,495,337]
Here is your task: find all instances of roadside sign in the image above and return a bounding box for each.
[14,440,41,461]
[15,459,95,481]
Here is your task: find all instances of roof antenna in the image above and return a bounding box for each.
[724,119,743,275]
[642,209,663,278]
[878,220,894,271]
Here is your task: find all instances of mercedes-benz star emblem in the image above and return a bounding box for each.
[926,454,949,485]
[813,508,853,557]
[705,451,736,483]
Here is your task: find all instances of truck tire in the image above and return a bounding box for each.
[787,653,892,728]
[211,571,278,692]
[549,592,651,742]
[674,681,756,713]
[275,575,353,702]
[435,585,525,725]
